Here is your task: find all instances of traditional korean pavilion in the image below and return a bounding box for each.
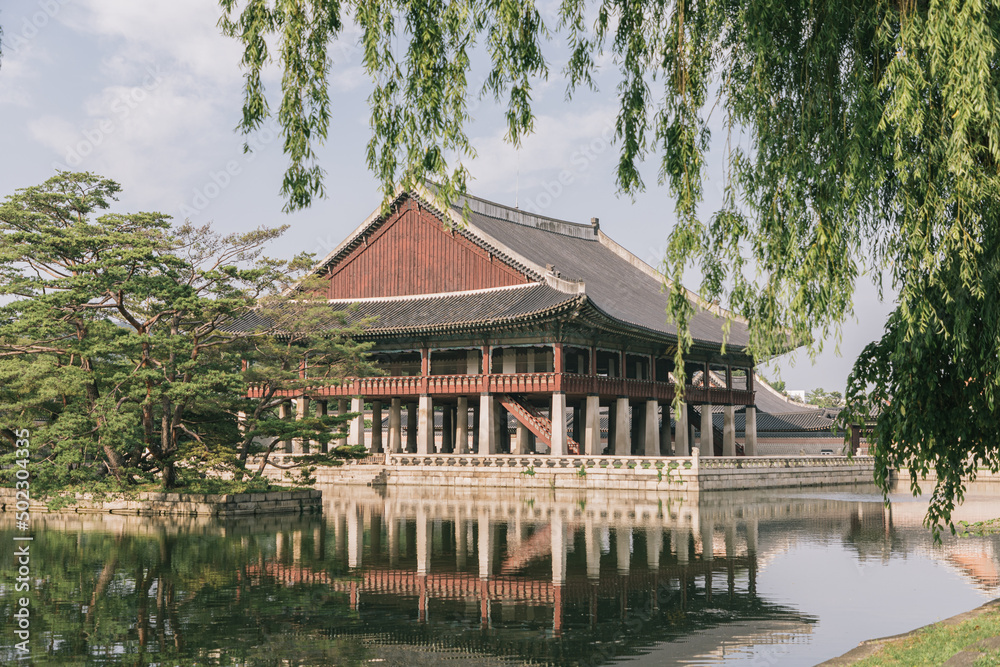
[272,183,760,458]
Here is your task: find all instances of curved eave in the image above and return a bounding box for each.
[329,295,585,340]
[573,299,753,361]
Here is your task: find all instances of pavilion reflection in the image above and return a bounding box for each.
[252,486,816,664]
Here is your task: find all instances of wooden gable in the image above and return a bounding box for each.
[324,198,532,299]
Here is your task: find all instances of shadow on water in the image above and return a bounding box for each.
[1,482,999,665]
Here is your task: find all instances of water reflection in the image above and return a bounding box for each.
[1,485,999,665]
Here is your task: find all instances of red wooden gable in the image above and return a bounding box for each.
[324,198,531,299]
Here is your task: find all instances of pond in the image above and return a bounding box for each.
[2,483,999,666]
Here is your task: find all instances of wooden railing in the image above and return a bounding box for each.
[253,373,755,405]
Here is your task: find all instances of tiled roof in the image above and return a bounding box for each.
[450,195,750,349]
[229,283,579,336]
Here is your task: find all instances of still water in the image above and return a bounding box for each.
[2,483,1000,666]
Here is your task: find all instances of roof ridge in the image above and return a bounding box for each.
[452,192,601,240]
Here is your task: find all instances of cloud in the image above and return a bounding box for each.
[466,104,618,194]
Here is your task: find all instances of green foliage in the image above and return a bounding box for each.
[957,518,1000,538]
[577,464,586,477]
[0,172,373,493]
[222,0,1000,529]
[806,388,845,409]
[521,464,536,476]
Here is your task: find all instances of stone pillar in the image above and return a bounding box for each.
[387,508,398,566]
[659,404,672,455]
[315,400,329,453]
[456,510,467,568]
[337,399,349,447]
[647,526,662,570]
[279,400,293,453]
[347,503,363,569]
[456,396,469,454]
[294,396,310,454]
[573,401,585,442]
[472,403,480,452]
[478,394,496,454]
[478,510,492,579]
[614,397,630,456]
[514,421,530,455]
[550,392,568,456]
[406,402,418,452]
[584,395,601,455]
[723,405,736,456]
[551,514,566,585]
[644,399,660,456]
[389,398,402,453]
[616,527,631,575]
[417,395,434,454]
[745,406,758,456]
[608,400,617,451]
[417,506,430,576]
[675,402,689,456]
[371,400,383,453]
[701,517,714,561]
[495,400,506,452]
[700,403,714,457]
[441,405,454,453]
[585,518,601,581]
[348,396,365,448]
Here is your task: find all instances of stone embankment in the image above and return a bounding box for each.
[260,452,876,492]
[0,487,322,517]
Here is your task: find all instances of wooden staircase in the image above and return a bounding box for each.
[498,394,580,454]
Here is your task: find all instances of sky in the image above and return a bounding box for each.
[0,0,895,394]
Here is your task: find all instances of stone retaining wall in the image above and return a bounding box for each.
[255,454,876,492]
[0,488,322,517]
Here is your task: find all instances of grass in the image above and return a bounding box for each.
[852,609,1000,666]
